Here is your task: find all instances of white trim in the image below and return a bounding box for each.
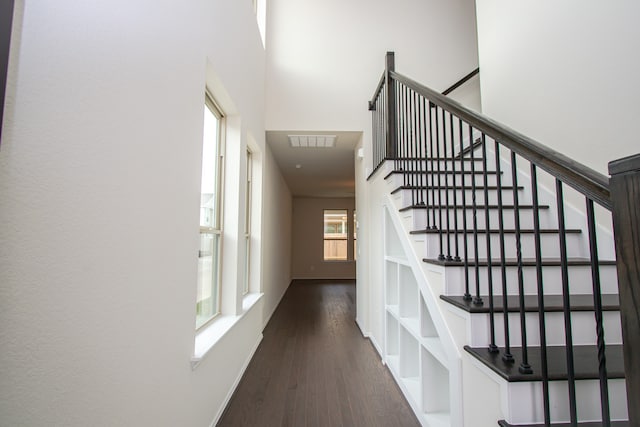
[261,279,292,329]
[208,333,263,427]
[368,334,384,361]
[192,293,263,369]
[355,318,384,363]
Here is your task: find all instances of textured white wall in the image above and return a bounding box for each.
[265,0,480,133]
[261,145,293,326]
[475,0,640,175]
[0,1,290,425]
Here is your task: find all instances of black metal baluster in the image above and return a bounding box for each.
[586,198,610,426]
[460,121,471,301]
[408,87,416,204]
[556,180,577,424]
[469,126,482,305]
[404,86,413,204]
[411,90,419,205]
[374,90,381,167]
[400,84,408,186]
[434,105,445,259]
[428,103,437,230]
[512,152,532,374]
[415,92,425,206]
[422,97,431,228]
[481,135,497,352]
[449,113,460,261]
[531,164,550,423]
[494,142,513,362]
[380,88,385,165]
[397,81,403,172]
[441,108,452,260]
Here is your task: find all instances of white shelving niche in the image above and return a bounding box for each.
[384,207,454,427]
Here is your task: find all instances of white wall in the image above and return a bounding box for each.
[265,0,480,134]
[0,1,291,425]
[291,197,356,279]
[261,145,293,325]
[475,1,640,175]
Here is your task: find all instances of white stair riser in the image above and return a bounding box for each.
[390,172,510,188]
[505,379,628,424]
[468,311,622,347]
[391,159,484,170]
[412,208,557,230]
[441,265,619,296]
[398,187,527,207]
[421,231,584,260]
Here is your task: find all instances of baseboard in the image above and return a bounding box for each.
[355,317,368,337]
[262,279,292,329]
[209,333,263,427]
[369,334,384,361]
[355,318,384,362]
[291,276,356,280]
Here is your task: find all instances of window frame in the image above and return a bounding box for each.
[323,209,350,262]
[243,148,252,295]
[196,92,225,330]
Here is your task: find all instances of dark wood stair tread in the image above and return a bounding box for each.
[423,257,617,267]
[410,228,580,235]
[465,344,625,382]
[498,420,629,427]
[440,294,620,313]
[390,156,482,161]
[391,184,523,194]
[385,170,500,179]
[399,204,549,211]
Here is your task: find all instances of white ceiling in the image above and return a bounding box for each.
[266,130,362,198]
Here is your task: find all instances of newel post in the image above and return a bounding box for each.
[384,52,397,159]
[608,153,640,426]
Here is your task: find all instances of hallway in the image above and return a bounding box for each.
[218,280,420,427]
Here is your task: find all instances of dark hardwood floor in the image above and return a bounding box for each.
[217,279,420,427]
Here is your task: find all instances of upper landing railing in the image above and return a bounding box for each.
[368,51,639,426]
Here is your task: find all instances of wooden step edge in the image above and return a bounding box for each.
[389,156,482,162]
[399,204,550,212]
[409,228,581,235]
[440,294,620,314]
[385,170,502,179]
[464,344,625,382]
[498,420,629,427]
[391,185,525,194]
[423,257,617,267]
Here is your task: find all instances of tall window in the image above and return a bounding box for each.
[196,94,224,329]
[323,209,348,261]
[353,211,357,261]
[243,149,252,295]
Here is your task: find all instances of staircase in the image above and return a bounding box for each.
[365,52,639,427]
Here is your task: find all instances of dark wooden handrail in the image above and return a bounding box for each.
[442,67,480,96]
[390,70,612,210]
[369,72,386,111]
[0,0,16,147]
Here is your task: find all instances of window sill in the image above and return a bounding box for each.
[191,292,263,370]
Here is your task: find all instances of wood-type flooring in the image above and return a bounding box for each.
[217,279,420,427]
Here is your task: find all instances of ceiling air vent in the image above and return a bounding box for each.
[288,135,336,148]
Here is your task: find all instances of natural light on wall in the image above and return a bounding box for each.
[253,0,266,48]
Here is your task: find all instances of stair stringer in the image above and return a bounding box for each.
[382,195,465,427]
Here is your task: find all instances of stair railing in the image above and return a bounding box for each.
[369,51,639,426]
